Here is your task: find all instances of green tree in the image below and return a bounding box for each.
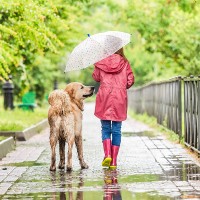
[0,0,85,101]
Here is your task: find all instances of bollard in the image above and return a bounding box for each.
[2,77,14,110]
[53,79,58,90]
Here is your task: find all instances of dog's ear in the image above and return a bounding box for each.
[65,84,74,98]
[68,88,74,98]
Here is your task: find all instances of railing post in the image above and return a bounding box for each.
[177,75,182,140]
[189,75,194,147]
[2,76,14,110]
[198,75,200,153]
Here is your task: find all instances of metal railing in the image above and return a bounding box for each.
[183,76,200,153]
[128,75,200,154]
[155,77,182,137]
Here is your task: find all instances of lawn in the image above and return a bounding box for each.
[0,96,48,131]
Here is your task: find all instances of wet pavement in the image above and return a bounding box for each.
[0,102,200,200]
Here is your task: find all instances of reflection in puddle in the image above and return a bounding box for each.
[162,162,200,181]
[103,169,122,200]
[1,168,175,200]
[50,171,84,200]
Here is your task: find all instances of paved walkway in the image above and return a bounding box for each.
[0,103,200,200]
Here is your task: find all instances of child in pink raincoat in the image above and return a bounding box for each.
[92,48,134,169]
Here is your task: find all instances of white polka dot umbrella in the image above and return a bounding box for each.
[65,31,131,72]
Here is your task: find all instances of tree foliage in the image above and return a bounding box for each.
[124,0,200,83]
[0,0,83,101]
[0,0,199,102]
[67,0,200,86]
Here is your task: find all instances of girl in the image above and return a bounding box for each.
[92,48,134,169]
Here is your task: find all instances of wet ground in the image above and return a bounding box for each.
[0,103,200,200]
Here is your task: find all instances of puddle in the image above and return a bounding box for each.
[119,174,160,183]
[163,163,200,181]
[1,191,174,200]
[1,158,199,199]
[0,167,175,199]
[1,169,174,200]
[122,131,156,137]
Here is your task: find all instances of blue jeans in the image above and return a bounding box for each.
[101,120,122,146]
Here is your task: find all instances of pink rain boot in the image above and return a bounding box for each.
[102,139,112,167]
[110,145,120,170]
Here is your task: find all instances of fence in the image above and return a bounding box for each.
[183,76,200,153]
[128,75,200,154]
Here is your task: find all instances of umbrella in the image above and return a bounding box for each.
[65,31,131,72]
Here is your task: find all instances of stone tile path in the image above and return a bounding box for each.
[0,103,200,200]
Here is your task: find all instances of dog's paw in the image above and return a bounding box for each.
[58,163,65,169]
[81,162,89,169]
[50,166,56,171]
[66,166,72,171]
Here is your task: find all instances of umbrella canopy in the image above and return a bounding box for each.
[65,31,131,72]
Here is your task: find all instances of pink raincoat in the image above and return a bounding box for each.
[92,54,134,121]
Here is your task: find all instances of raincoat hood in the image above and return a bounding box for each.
[94,54,125,73]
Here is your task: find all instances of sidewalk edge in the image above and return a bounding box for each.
[0,137,15,159]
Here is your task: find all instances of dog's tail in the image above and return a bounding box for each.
[48,89,71,114]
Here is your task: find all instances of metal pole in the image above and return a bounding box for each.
[2,76,14,110]
[53,79,58,90]
[177,76,182,139]
[198,75,200,153]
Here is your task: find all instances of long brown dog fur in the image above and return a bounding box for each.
[48,82,94,171]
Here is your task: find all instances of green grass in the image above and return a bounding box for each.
[0,107,48,131]
[0,96,48,131]
[128,109,183,144]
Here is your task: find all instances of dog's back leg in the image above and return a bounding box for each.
[58,138,65,169]
[66,134,75,171]
[49,117,61,171]
[62,114,75,171]
[75,135,89,169]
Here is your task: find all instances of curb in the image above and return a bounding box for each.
[16,119,48,141]
[0,137,15,159]
[0,119,48,141]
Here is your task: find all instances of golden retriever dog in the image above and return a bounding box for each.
[48,82,94,171]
